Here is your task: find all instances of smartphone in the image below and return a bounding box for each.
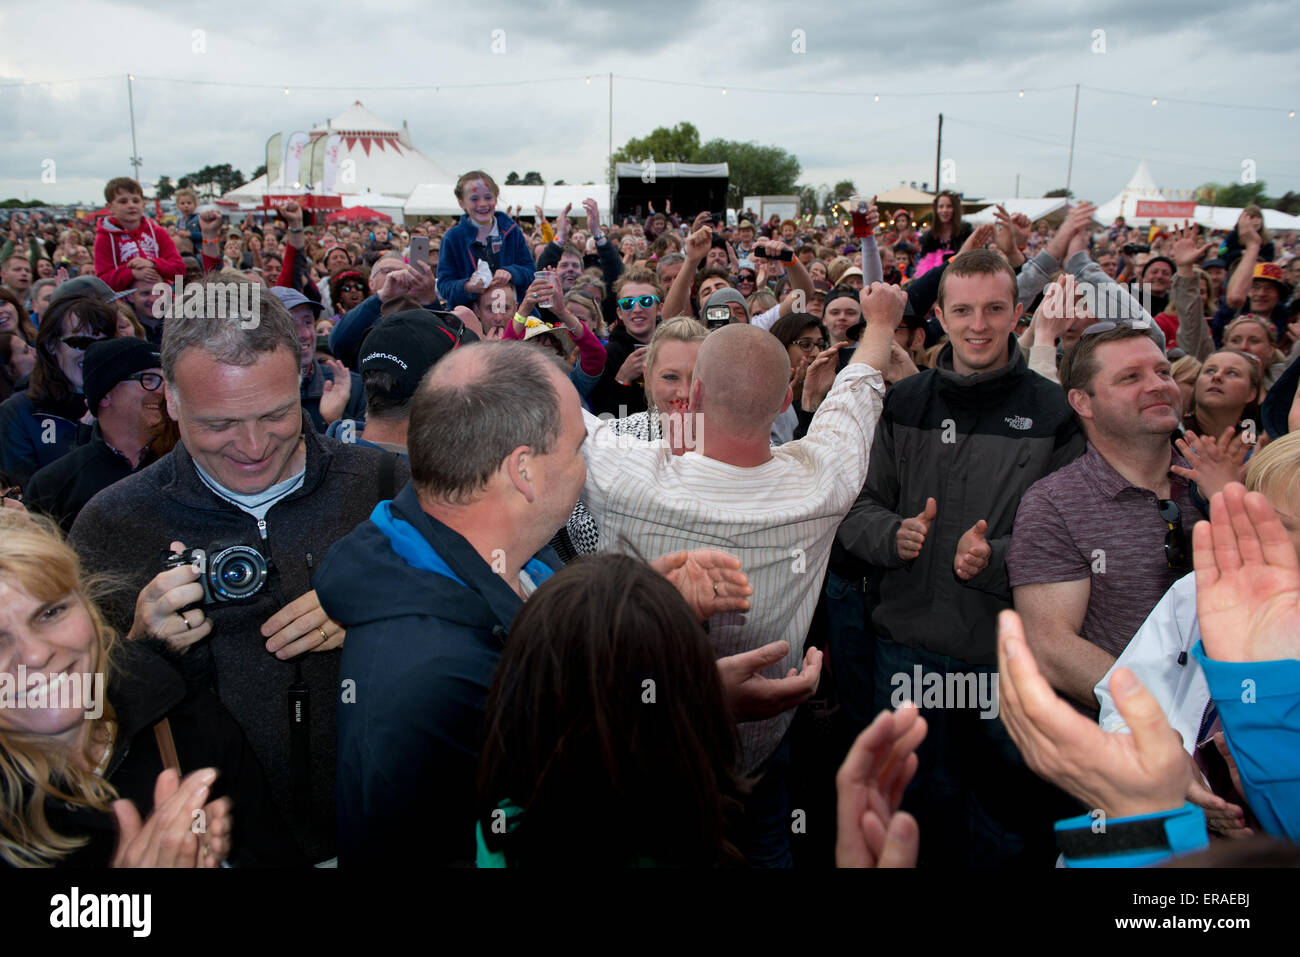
[409,235,430,267]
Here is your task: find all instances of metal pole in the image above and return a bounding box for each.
[1015,173,1020,199]
[1065,84,1079,194]
[127,74,142,182]
[608,73,615,219]
[934,113,942,193]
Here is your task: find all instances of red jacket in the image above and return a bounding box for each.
[94,216,185,290]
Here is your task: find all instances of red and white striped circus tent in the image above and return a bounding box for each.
[223,101,455,210]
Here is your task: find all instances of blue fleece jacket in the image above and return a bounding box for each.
[436,211,534,310]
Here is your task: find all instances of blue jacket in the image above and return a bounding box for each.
[315,482,560,867]
[329,294,382,371]
[0,391,89,489]
[436,211,534,310]
[1192,640,1300,842]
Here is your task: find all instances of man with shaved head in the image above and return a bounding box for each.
[580,283,902,866]
[320,340,810,867]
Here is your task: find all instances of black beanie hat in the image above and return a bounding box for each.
[83,338,161,414]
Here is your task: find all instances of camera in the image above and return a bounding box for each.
[1122,243,1151,255]
[163,544,270,605]
[703,305,732,330]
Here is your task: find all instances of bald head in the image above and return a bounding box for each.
[409,341,565,504]
[692,324,791,438]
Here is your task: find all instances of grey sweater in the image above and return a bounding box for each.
[69,429,410,862]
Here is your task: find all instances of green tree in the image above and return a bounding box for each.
[505,171,521,185]
[1196,181,1268,207]
[553,179,567,186]
[609,122,703,182]
[250,164,268,181]
[1270,191,1300,215]
[521,171,544,186]
[180,164,245,198]
[155,175,175,200]
[698,139,801,207]
[1044,187,1073,198]
[832,180,857,201]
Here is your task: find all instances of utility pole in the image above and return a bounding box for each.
[934,113,943,194]
[127,74,142,183]
[1015,173,1020,198]
[608,73,615,218]
[1066,84,1079,194]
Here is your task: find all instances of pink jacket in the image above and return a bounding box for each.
[94,216,185,290]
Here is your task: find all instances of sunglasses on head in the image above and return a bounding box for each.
[1159,498,1190,570]
[617,295,661,311]
[61,335,105,351]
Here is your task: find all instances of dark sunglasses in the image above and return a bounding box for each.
[617,295,661,311]
[125,371,164,391]
[339,282,365,292]
[794,337,828,351]
[1159,498,1190,570]
[61,335,105,351]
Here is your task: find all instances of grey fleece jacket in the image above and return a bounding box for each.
[836,340,1085,664]
[68,429,410,862]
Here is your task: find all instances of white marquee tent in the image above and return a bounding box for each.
[404,183,611,219]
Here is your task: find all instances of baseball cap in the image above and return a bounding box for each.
[47,275,133,309]
[358,310,462,399]
[270,286,324,317]
[1202,258,1227,270]
[1253,261,1293,296]
[83,338,161,414]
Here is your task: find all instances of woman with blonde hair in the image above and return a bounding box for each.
[0,513,302,867]
[558,316,709,557]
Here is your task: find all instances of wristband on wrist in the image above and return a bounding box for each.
[1055,802,1208,868]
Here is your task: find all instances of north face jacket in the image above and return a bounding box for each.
[837,337,1085,664]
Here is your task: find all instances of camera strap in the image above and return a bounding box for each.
[288,658,311,819]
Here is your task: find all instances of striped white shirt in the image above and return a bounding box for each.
[581,362,886,771]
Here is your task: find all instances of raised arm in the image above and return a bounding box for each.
[663,225,710,319]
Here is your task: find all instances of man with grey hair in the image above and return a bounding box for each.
[317,339,807,867]
[68,271,410,863]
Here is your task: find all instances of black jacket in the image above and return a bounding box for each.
[67,428,410,862]
[23,642,304,868]
[24,422,156,532]
[836,340,1085,664]
[588,322,651,417]
[316,482,561,868]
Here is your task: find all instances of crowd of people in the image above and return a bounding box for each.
[0,168,1297,870]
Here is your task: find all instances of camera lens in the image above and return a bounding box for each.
[208,546,268,600]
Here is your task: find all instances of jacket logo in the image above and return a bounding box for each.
[1005,415,1033,431]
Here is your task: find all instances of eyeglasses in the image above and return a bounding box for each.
[617,295,661,311]
[794,337,828,352]
[126,372,164,391]
[1159,498,1189,570]
[339,282,364,292]
[61,335,105,351]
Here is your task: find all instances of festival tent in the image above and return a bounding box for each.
[965,197,1071,227]
[1192,206,1300,232]
[327,205,392,224]
[1093,159,1200,227]
[222,102,457,208]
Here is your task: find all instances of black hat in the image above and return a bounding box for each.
[359,310,463,399]
[1141,256,1176,276]
[83,338,161,414]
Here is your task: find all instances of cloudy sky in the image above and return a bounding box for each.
[2,0,1297,208]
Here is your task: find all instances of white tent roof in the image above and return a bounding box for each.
[875,185,935,206]
[1093,159,1196,225]
[221,102,457,204]
[405,184,612,218]
[613,162,727,179]
[965,198,1071,226]
[1193,206,1300,232]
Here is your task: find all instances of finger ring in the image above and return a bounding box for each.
[712,582,718,596]
[317,626,329,643]
[180,611,191,630]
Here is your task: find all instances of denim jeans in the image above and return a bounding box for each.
[872,636,1065,868]
[737,731,793,868]
[824,571,875,734]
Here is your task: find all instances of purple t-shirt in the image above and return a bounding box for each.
[1007,444,1202,658]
